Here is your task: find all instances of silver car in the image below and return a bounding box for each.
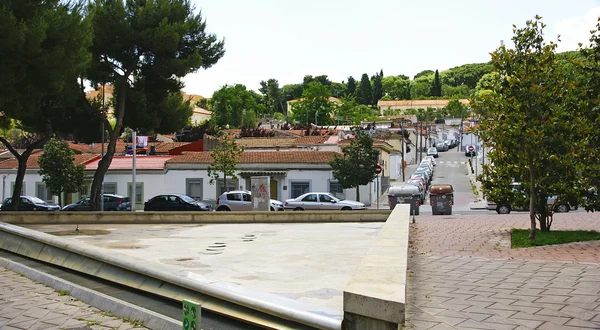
[284,192,366,211]
[215,190,284,211]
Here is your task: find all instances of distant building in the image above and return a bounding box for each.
[377,99,470,115]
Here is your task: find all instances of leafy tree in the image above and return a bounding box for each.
[440,63,494,89]
[382,75,411,100]
[431,70,442,97]
[414,70,434,79]
[371,71,383,105]
[207,129,244,193]
[410,77,432,99]
[356,73,372,105]
[330,82,347,98]
[475,72,500,92]
[290,82,334,126]
[85,0,225,210]
[441,84,472,98]
[474,16,593,239]
[211,84,261,128]
[347,76,357,96]
[330,129,380,201]
[281,83,304,101]
[334,96,377,124]
[37,139,85,206]
[259,78,285,115]
[0,0,92,210]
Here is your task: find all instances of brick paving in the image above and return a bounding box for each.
[406,211,600,329]
[0,267,148,330]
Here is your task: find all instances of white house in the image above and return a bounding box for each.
[0,150,381,208]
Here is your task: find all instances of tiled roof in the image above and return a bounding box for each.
[377,99,470,107]
[293,136,329,145]
[153,142,190,153]
[192,107,212,115]
[166,151,339,164]
[0,152,99,169]
[68,141,186,154]
[236,138,296,148]
[84,156,174,170]
[288,97,341,103]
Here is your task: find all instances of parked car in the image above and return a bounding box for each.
[422,155,437,166]
[0,196,60,211]
[405,180,426,204]
[215,190,284,211]
[144,193,212,211]
[487,182,575,214]
[427,147,438,158]
[284,192,366,211]
[62,194,131,211]
[436,143,448,152]
[407,177,428,192]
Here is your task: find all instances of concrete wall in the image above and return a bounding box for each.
[343,204,409,329]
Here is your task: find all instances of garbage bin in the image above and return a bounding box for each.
[429,184,454,215]
[388,184,421,215]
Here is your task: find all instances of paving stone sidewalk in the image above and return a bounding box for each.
[0,267,148,330]
[406,212,600,329]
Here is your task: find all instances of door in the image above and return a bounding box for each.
[299,193,319,210]
[318,193,338,210]
[226,192,244,211]
[20,198,35,211]
[241,192,252,211]
[270,180,278,201]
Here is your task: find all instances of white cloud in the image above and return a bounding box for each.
[555,7,600,52]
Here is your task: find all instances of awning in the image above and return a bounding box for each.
[238,171,287,178]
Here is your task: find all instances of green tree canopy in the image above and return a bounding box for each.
[211,84,261,128]
[38,138,85,206]
[85,0,225,210]
[346,76,357,96]
[330,129,380,201]
[0,0,92,210]
[475,16,594,238]
[356,73,372,105]
[207,129,244,193]
[289,81,334,126]
[382,75,411,100]
[371,71,383,105]
[259,78,285,115]
[431,70,442,97]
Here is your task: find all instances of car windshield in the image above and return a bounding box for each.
[30,197,47,204]
[178,195,196,203]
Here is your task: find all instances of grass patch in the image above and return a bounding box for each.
[511,229,600,248]
[56,290,70,296]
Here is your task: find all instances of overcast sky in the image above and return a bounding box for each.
[182,0,600,98]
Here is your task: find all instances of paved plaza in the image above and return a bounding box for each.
[1,211,599,329]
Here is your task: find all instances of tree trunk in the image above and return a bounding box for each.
[0,137,46,211]
[58,193,62,208]
[89,78,128,210]
[528,151,537,240]
[355,184,360,202]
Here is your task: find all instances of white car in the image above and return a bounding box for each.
[423,155,437,166]
[284,192,366,211]
[216,191,284,211]
[427,147,438,158]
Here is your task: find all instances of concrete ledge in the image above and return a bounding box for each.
[0,221,341,330]
[0,256,181,330]
[343,204,409,329]
[0,210,391,225]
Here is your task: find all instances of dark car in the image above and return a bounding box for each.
[62,194,131,211]
[144,193,213,211]
[0,196,60,211]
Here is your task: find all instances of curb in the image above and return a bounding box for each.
[0,256,181,330]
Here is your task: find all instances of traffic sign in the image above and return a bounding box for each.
[468,145,474,152]
[375,164,383,174]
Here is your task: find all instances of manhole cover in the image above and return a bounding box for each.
[50,229,111,236]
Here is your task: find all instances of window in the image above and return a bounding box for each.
[186,179,203,200]
[226,193,240,201]
[329,181,344,199]
[302,194,317,202]
[320,194,333,202]
[291,181,310,199]
[216,178,239,196]
[36,183,53,202]
[104,182,117,195]
[242,193,251,202]
[127,182,144,203]
[11,182,25,196]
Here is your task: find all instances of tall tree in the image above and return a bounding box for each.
[259,78,284,115]
[207,129,244,193]
[382,75,411,100]
[0,0,92,210]
[38,138,85,207]
[356,73,372,105]
[371,71,384,105]
[85,0,225,210]
[347,76,357,96]
[330,129,380,201]
[211,84,261,128]
[431,70,442,97]
[475,16,594,239]
[290,82,334,127]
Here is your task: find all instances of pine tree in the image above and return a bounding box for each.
[356,74,372,105]
[431,70,442,97]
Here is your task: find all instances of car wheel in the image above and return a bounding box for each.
[341,206,352,210]
[497,205,511,214]
[216,206,230,211]
[293,207,304,211]
[555,204,569,213]
[270,207,274,211]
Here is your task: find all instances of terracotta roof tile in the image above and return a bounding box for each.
[69,141,185,154]
[236,138,296,148]
[0,152,99,169]
[293,136,329,145]
[166,151,339,164]
[153,142,190,153]
[84,156,174,170]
